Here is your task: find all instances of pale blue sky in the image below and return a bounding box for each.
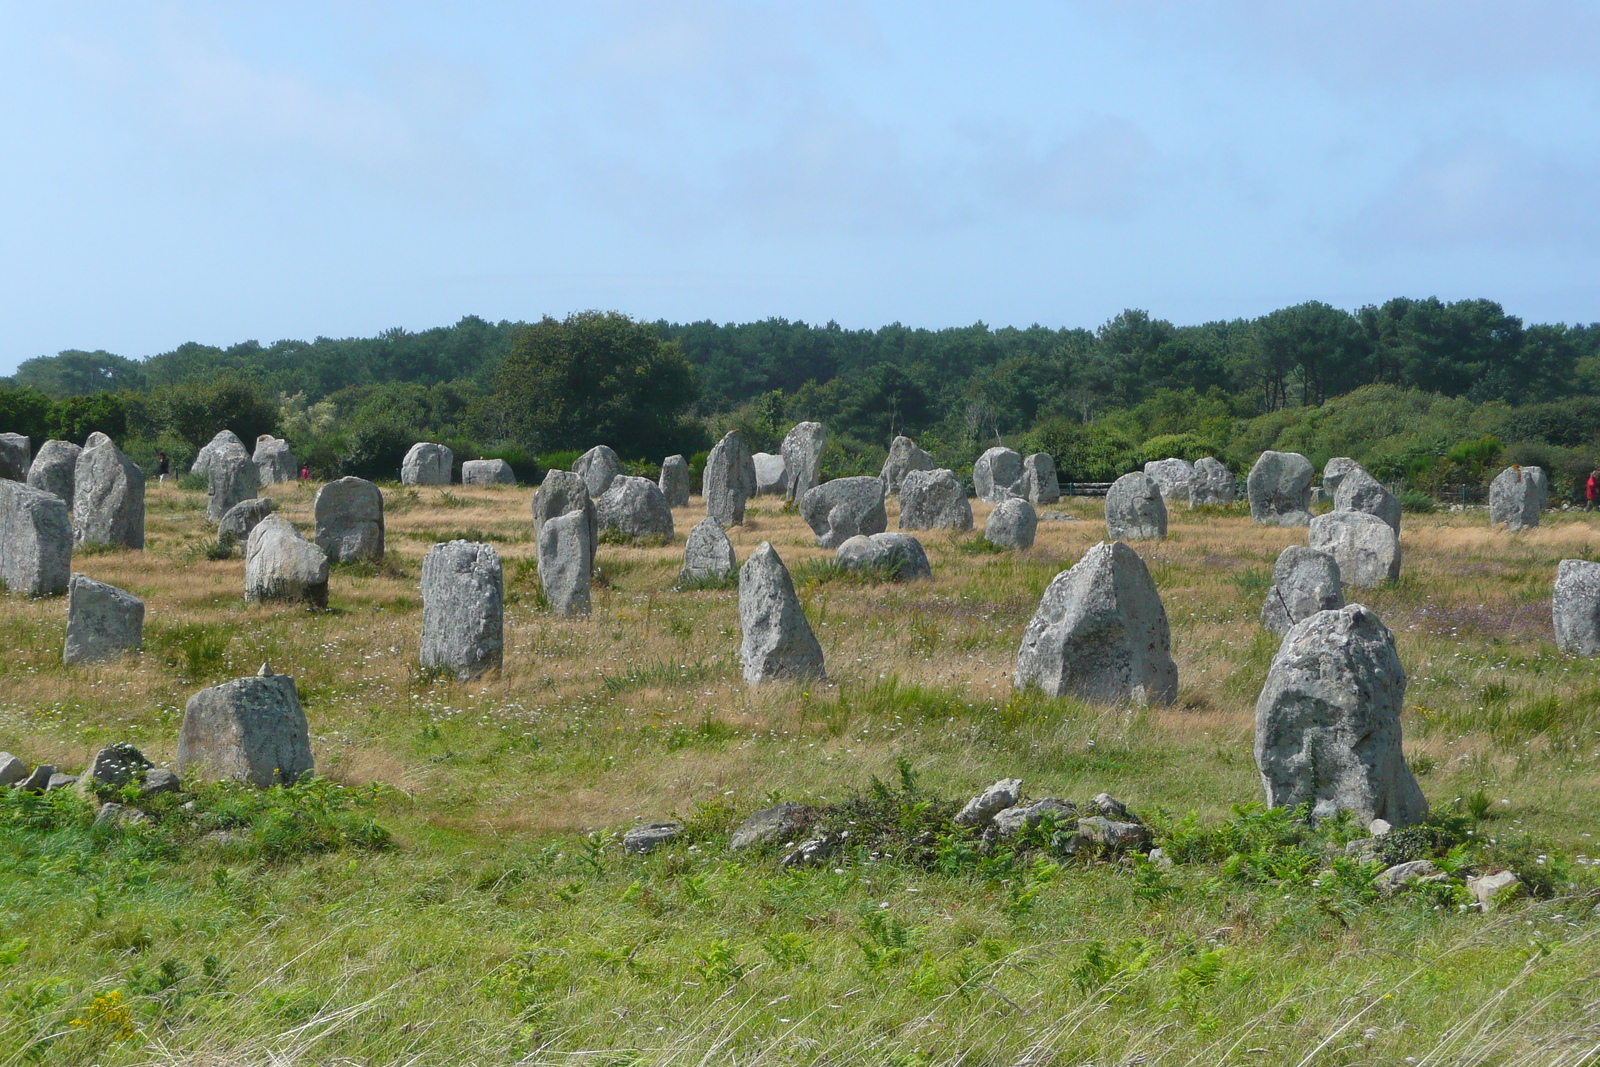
[3,2,1599,374]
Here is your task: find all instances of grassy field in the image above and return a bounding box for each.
[1,480,1598,1066]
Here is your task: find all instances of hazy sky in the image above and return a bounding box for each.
[3,1,1598,374]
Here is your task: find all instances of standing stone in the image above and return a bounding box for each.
[573,445,622,497]
[0,481,71,597]
[253,435,296,485]
[313,477,384,563]
[753,453,788,496]
[26,440,81,511]
[781,422,826,502]
[191,430,244,477]
[973,447,1024,503]
[420,541,504,680]
[704,430,758,526]
[880,436,934,496]
[835,532,932,581]
[1247,451,1314,527]
[538,510,592,617]
[218,498,275,553]
[985,497,1038,550]
[1022,453,1061,505]
[206,442,259,523]
[177,664,314,789]
[595,475,675,543]
[800,476,888,548]
[1309,511,1401,588]
[1321,457,1361,498]
[1333,466,1401,532]
[1553,559,1600,655]
[1254,604,1427,828]
[74,433,144,549]
[401,442,453,486]
[659,455,690,507]
[1104,472,1167,541]
[1261,546,1344,635]
[531,470,597,573]
[244,515,329,607]
[63,574,144,664]
[898,468,973,531]
[1143,458,1196,507]
[1189,457,1237,506]
[680,516,737,584]
[1015,541,1178,706]
[461,459,516,485]
[0,433,29,481]
[1490,466,1548,532]
[739,542,825,685]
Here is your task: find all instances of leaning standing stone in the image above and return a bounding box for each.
[834,532,932,581]
[313,477,384,563]
[595,475,675,543]
[244,515,329,607]
[206,442,260,523]
[401,442,453,486]
[973,447,1024,502]
[26,439,81,511]
[680,516,737,584]
[800,476,887,548]
[191,430,244,478]
[1261,546,1343,635]
[985,497,1038,550]
[420,541,504,680]
[880,436,934,496]
[1489,466,1547,532]
[0,433,29,481]
[704,430,758,526]
[1254,604,1427,828]
[1553,559,1600,655]
[740,542,825,685]
[531,470,597,572]
[63,574,144,664]
[218,498,275,553]
[1333,466,1401,532]
[253,435,296,484]
[1189,457,1236,506]
[781,422,826,502]
[0,481,71,596]
[1247,451,1314,526]
[1015,541,1178,705]
[898,468,972,531]
[74,433,145,549]
[177,664,314,788]
[753,452,787,496]
[1022,453,1060,505]
[461,459,516,485]
[573,445,622,497]
[659,455,690,507]
[1309,510,1401,587]
[538,510,592,616]
[1143,458,1195,506]
[1104,472,1167,541]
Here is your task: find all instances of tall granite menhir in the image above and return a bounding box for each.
[1247,451,1314,527]
[74,433,144,549]
[659,455,690,507]
[206,439,259,523]
[26,439,81,512]
[402,442,453,486]
[704,430,757,526]
[0,432,30,481]
[420,540,504,680]
[739,542,825,685]
[314,477,385,563]
[0,480,71,597]
[781,422,826,502]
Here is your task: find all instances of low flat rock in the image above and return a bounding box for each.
[420,540,504,680]
[985,497,1038,549]
[63,573,144,664]
[595,475,675,543]
[1490,466,1547,531]
[624,822,681,855]
[218,497,275,553]
[659,455,690,507]
[0,480,71,597]
[1373,860,1442,894]
[0,752,27,787]
[834,532,932,581]
[244,515,329,607]
[253,435,296,485]
[781,422,826,502]
[1467,870,1523,910]
[680,516,737,584]
[730,802,814,850]
[1247,451,1314,527]
[26,439,81,511]
[704,430,758,525]
[177,664,314,788]
[1554,558,1600,655]
[800,476,887,548]
[1189,457,1236,506]
[1261,546,1343,635]
[739,542,825,685]
[461,459,516,485]
[880,436,934,496]
[1105,472,1167,541]
[1022,453,1060,505]
[953,778,1023,827]
[538,510,592,616]
[973,447,1023,503]
[1143,458,1195,505]
[1309,510,1401,587]
[898,468,972,531]
[75,742,151,796]
[73,434,145,549]
[753,452,788,496]
[992,798,1076,837]
[401,442,453,486]
[314,477,384,563]
[20,765,57,792]
[573,445,622,497]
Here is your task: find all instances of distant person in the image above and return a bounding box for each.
[1588,470,1598,511]
[300,463,311,482]
[156,451,170,484]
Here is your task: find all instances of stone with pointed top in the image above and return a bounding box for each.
[1261,546,1344,635]
[538,510,592,617]
[705,430,758,525]
[739,542,824,685]
[73,433,144,549]
[26,439,81,511]
[680,516,737,585]
[573,445,622,497]
[1248,451,1314,527]
[880,436,934,496]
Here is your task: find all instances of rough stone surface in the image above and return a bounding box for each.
[595,475,675,543]
[538,510,592,616]
[26,439,81,511]
[897,468,972,531]
[880,436,934,496]
[1309,510,1402,587]
[659,455,690,507]
[1321,457,1360,498]
[76,743,152,795]
[1022,453,1061,505]
[624,823,682,855]
[1189,457,1237,506]
[74,434,145,549]
[191,430,244,477]
[1143,458,1196,506]
[1104,472,1168,541]
[573,445,622,497]
[1040,510,1079,522]
[992,798,1076,837]
[1490,466,1548,531]
[177,665,314,789]
[1076,816,1150,852]
[1261,546,1344,635]
[781,834,842,869]
[1553,559,1600,655]
[1467,871,1523,910]
[730,802,815,850]
[531,470,597,573]
[753,452,788,496]
[973,447,1024,502]
[461,459,516,485]
[420,540,504,681]
[1333,466,1401,532]
[401,442,453,486]
[1254,603,1427,828]
[679,516,738,584]
[206,442,260,523]
[954,779,1023,827]
[704,430,758,525]
[739,542,825,685]
[781,422,826,502]
[19,765,55,792]
[1091,793,1133,820]
[244,515,329,607]
[0,753,26,787]
[1015,541,1178,705]
[0,433,29,481]
[800,476,887,548]
[141,768,181,796]
[313,477,384,563]
[1373,860,1442,894]
[46,774,77,792]
[834,532,932,581]
[1248,451,1314,527]
[63,573,144,664]
[216,498,274,554]
[0,480,71,596]
[985,497,1038,550]
[253,435,296,484]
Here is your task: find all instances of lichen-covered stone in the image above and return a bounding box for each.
[753,452,787,496]
[1553,558,1600,655]
[191,430,244,477]
[973,447,1023,503]
[985,497,1037,550]
[401,442,453,486]
[26,439,81,511]
[420,540,503,680]
[680,516,737,584]
[1333,465,1401,532]
[659,455,690,507]
[1247,451,1314,527]
[314,477,384,563]
[1143,458,1195,505]
[0,480,71,596]
[218,498,275,553]
[897,468,972,531]
[1022,453,1060,505]
[573,445,622,497]
[596,475,675,543]
[177,664,313,788]
[781,422,826,502]
[461,459,516,485]
[206,442,259,523]
[1261,546,1343,635]
[704,430,757,526]
[0,433,29,481]
[1309,510,1401,587]
[1104,472,1167,541]
[531,470,597,573]
[1189,457,1236,506]
[74,434,144,549]
[800,476,887,548]
[1489,466,1547,532]
[253,435,296,484]
[244,515,329,607]
[739,542,824,685]
[1320,457,1360,497]
[63,573,144,664]
[880,436,934,496]
[538,510,592,616]
[834,532,932,581]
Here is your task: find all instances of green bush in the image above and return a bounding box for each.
[1398,488,1437,513]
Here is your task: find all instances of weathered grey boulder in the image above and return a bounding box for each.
[0,481,71,596]
[1254,604,1427,828]
[46,773,77,792]
[0,433,29,481]
[973,447,1024,502]
[1247,451,1314,527]
[953,778,1022,827]
[834,532,932,581]
[1490,466,1547,531]
[140,768,181,796]
[73,434,144,549]
[1373,859,1445,894]
[704,430,757,525]
[1309,510,1401,587]
[1553,559,1600,655]
[1320,457,1360,497]
[531,470,597,573]
[624,822,681,854]
[1104,472,1167,541]
[401,442,453,486]
[206,442,259,523]
[1333,466,1401,532]
[752,453,787,496]
[573,445,622,497]
[1189,457,1236,506]
[880,436,934,496]
[253,435,296,485]
[1015,541,1178,705]
[992,798,1076,837]
[313,477,384,563]
[800,476,887,548]
[659,455,690,507]
[26,440,81,511]
[1075,816,1150,852]
[63,574,144,664]
[985,497,1038,550]
[420,540,503,680]
[1261,546,1343,635]
[218,497,275,553]
[1143,458,1195,506]
[898,468,972,531]
[177,664,314,788]
[1467,870,1523,911]
[679,516,737,584]
[781,422,826,502]
[538,510,592,617]
[739,542,825,685]
[191,430,243,477]
[75,742,152,797]
[595,475,675,543]
[244,515,329,607]
[461,459,515,486]
[19,764,57,792]
[1022,453,1061,505]
[0,753,27,787]
[730,802,814,850]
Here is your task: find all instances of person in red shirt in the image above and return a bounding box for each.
[1588,470,1598,511]
[300,464,311,482]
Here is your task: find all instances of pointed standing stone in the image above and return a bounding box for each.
[420,540,504,680]
[538,510,592,616]
[680,516,738,584]
[781,422,826,502]
[73,433,144,549]
[704,430,757,526]
[880,436,934,496]
[63,573,144,664]
[898,468,972,531]
[206,441,259,523]
[659,455,690,507]
[26,440,81,511]
[1247,451,1314,527]
[573,445,622,497]
[191,430,244,477]
[739,542,825,685]
[1333,465,1401,532]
